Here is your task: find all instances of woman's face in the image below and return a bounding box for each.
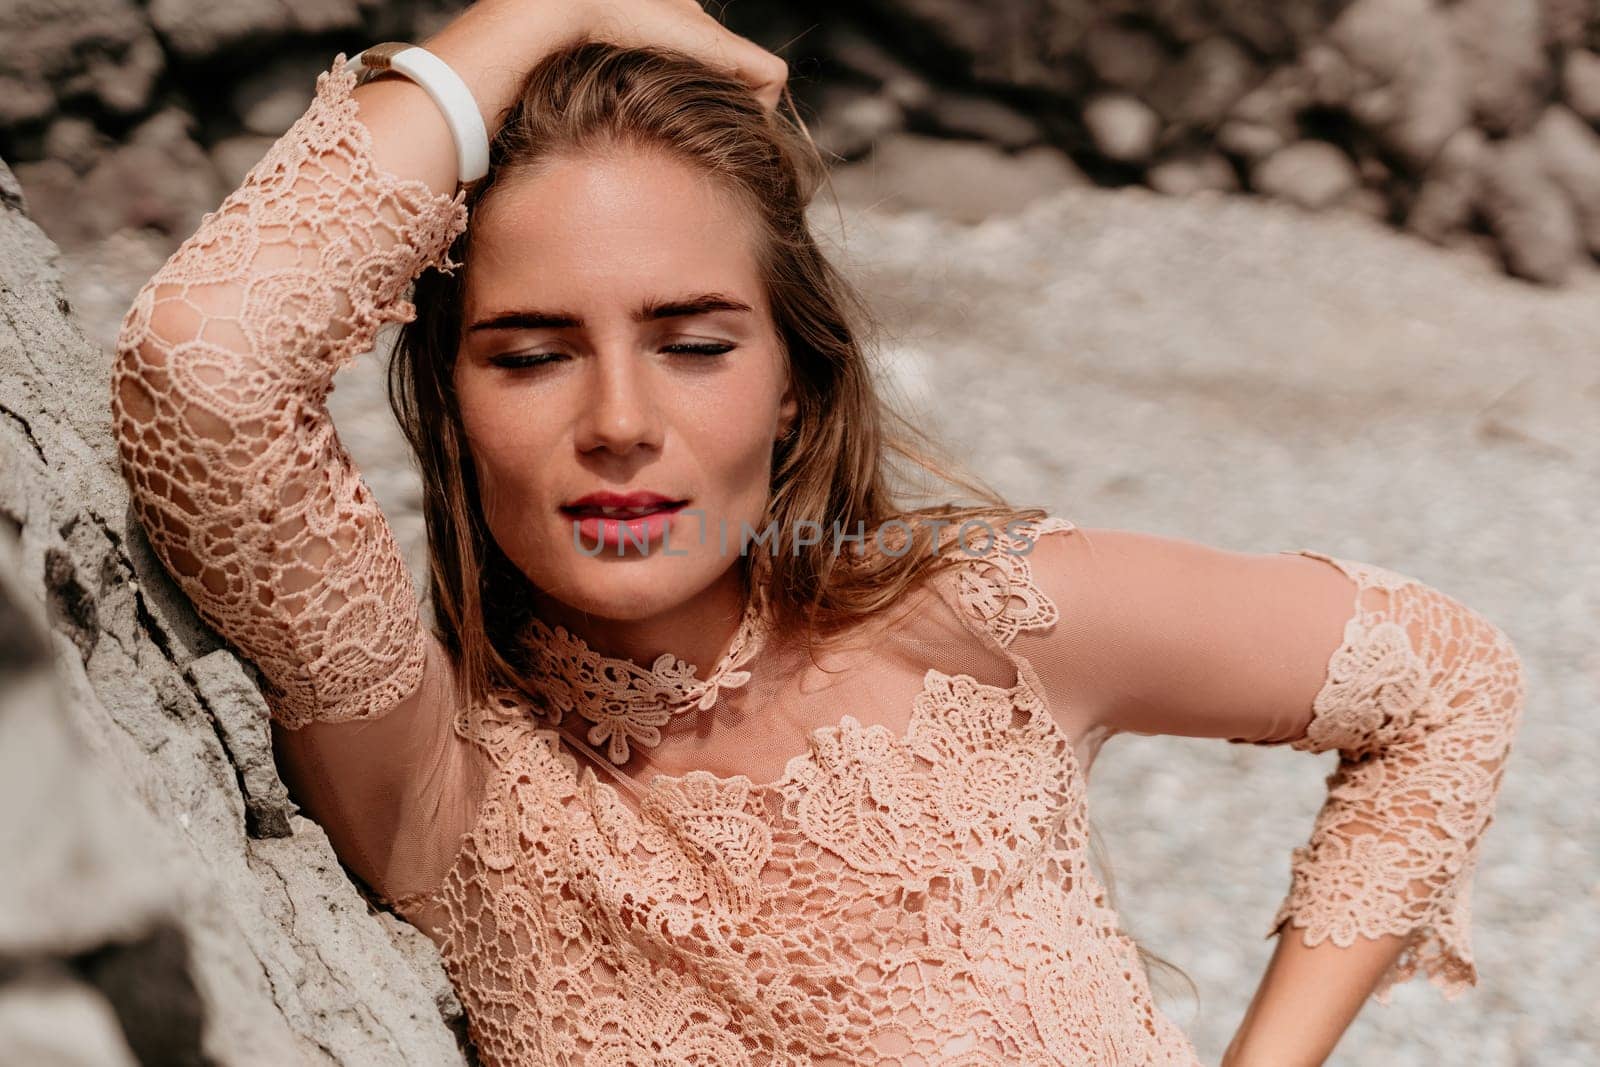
[454,145,796,624]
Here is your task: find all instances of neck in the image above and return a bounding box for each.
[529,561,751,678]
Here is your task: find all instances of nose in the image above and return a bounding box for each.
[573,348,664,457]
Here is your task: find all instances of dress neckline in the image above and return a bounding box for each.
[519,580,773,766]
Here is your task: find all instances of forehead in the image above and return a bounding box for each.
[463,146,766,319]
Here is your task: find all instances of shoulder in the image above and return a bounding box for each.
[925,512,1082,650]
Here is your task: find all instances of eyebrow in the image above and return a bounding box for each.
[465,292,754,333]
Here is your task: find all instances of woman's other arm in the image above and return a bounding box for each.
[1010,524,1526,1066]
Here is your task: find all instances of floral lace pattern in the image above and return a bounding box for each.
[109,52,1525,1067]
[1252,550,1527,1004]
[109,53,468,728]
[942,516,1077,649]
[415,566,1203,1064]
[521,584,771,764]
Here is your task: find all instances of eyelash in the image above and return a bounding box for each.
[490,342,736,369]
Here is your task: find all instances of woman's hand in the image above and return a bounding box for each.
[421,0,789,134]
[354,0,787,196]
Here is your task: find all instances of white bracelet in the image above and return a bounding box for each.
[346,43,490,185]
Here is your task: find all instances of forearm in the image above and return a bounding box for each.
[1223,924,1410,1067]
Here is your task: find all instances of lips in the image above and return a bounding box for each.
[559,492,689,552]
[560,491,688,519]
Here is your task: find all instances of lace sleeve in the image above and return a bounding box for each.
[1249,550,1526,1004]
[109,55,469,729]
[979,524,1526,1005]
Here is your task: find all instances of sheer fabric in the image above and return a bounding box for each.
[109,55,1527,1066]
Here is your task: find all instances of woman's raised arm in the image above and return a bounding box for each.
[110,60,469,730]
[106,45,488,907]
[999,522,1526,1065]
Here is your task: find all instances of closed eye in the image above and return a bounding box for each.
[488,351,568,370]
[663,341,736,357]
[487,341,736,370]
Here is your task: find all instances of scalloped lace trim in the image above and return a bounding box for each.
[1266,550,1525,1004]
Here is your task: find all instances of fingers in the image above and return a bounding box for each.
[585,1,791,113]
[640,2,791,112]
[724,40,788,112]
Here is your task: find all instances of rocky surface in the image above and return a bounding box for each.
[0,159,472,1064]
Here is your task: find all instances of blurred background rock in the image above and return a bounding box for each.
[2,2,1596,1065]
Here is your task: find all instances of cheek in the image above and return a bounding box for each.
[683,361,787,499]
[455,377,551,517]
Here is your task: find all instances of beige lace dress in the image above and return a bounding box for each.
[108,56,1528,1067]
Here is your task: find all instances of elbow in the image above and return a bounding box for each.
[1442,606,1526,752]
[1478,621,1527,764]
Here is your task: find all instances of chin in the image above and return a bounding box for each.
[555,557,722,623]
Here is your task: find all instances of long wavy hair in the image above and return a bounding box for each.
[388,39,1194,1011]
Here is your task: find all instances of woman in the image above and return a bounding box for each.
[108,0,1526,1063]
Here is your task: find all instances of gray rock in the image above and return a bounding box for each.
[1562,49,1600,124]
[17,108,223,252]
[1406,127,1486,244]
[1220,67,1310,162]
[1217,118,1287,163]
[0,558,171,960]
[1251,140,1360,210]
[822,23,935,114]
[1342,184,1392,223]
[82,28,164,116]
[0,0,157,125]
[1531,105,1600,255]
[1151,36,1258,129]
[810,84,904,162]
[1477,136,1584,283]
[1329,0,1468,168]
[1148,151,1240,196]
[149,0,363,59]
[188,651,298,839]
[1448,0,1550,136]
[0,159,22,211]
[9,158,83,243]
[1207,0,1334,57]
[0,72,57,127]
[0,140,470,1064]
[927,89,1045,150]
[0,970,140,1067]
[232,55,325,137]
[1301,40,1360,109]
[853,0,1089,95]
[1541,0,1591,49]
[209,134,277,192]
[1084,21,1167,91]
[42,116,111,176]
[1084,91,1163,164]
[828,133,1087,224]
[58,227,176,353]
